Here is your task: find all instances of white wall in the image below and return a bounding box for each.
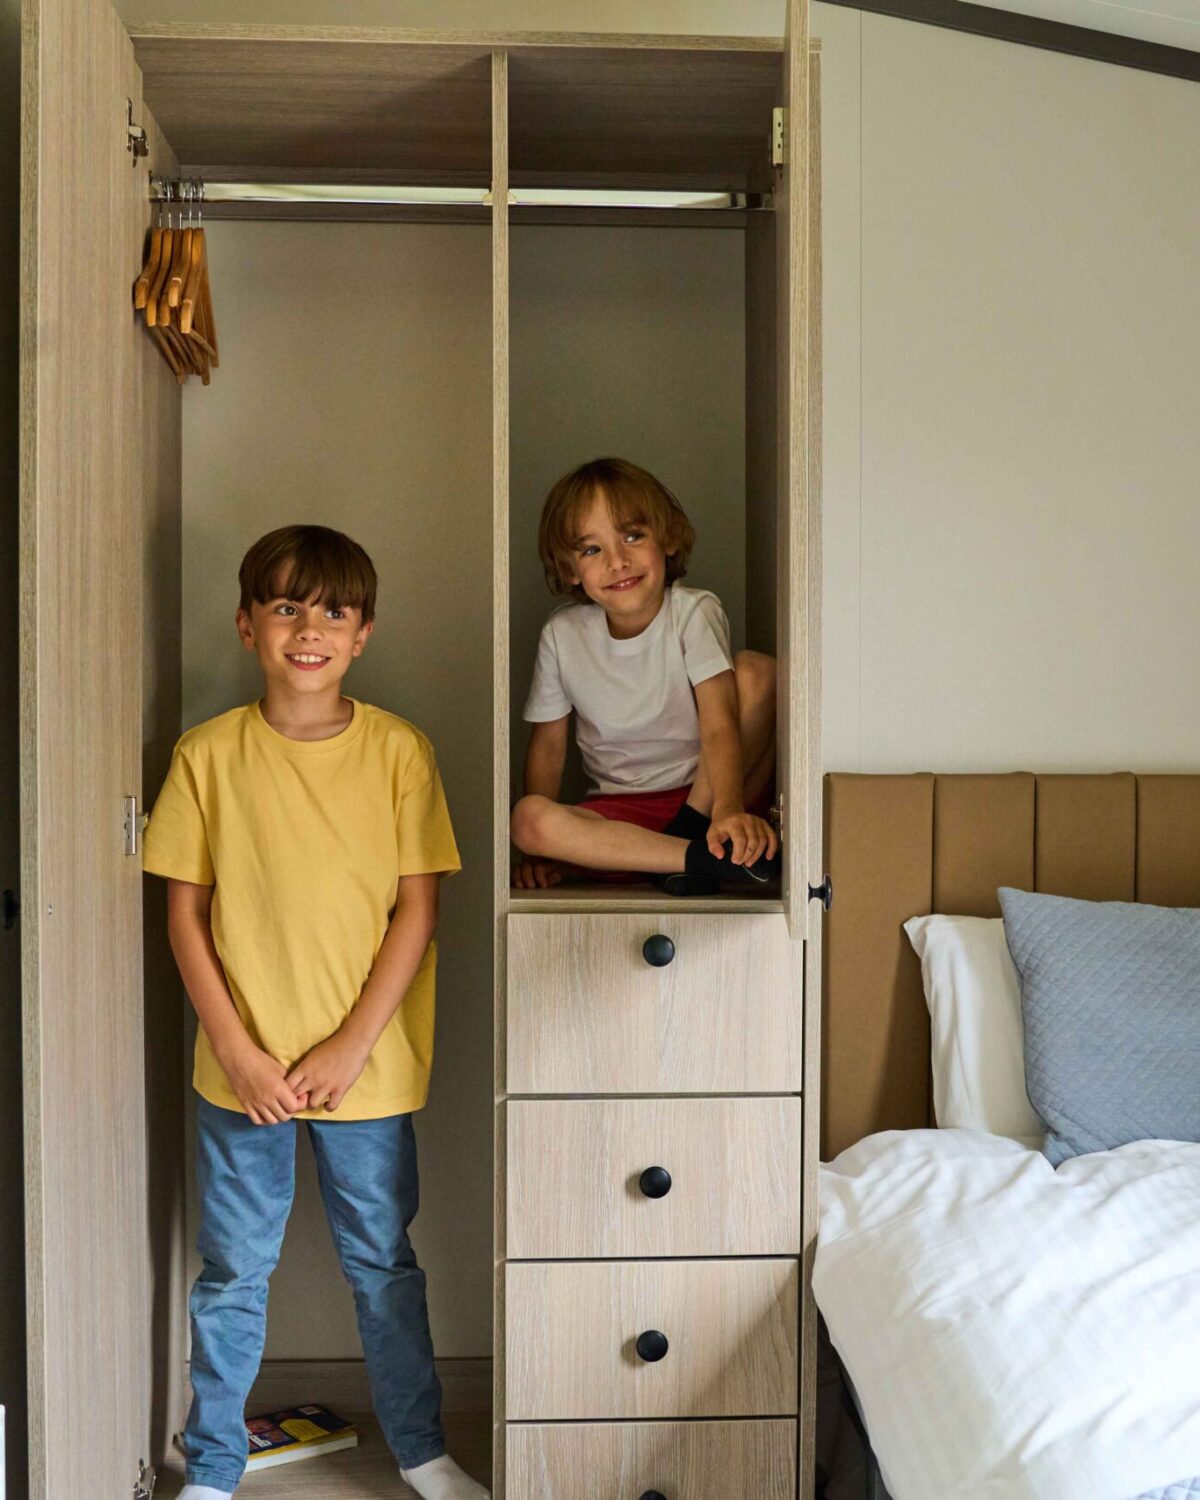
[817,5,1200,773]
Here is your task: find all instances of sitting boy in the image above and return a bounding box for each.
[511,456,779,896]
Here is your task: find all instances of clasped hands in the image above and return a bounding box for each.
[221,1025,371,1126]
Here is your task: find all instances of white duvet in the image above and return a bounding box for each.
[815,1130,1200,1500]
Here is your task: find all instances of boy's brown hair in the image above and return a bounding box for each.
[538,456,697,600]
[238,525,378,623]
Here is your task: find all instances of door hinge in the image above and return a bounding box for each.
[127,98,149,163]
[123,795,149,857]
[770,794,785,842]
[134,1459,156,1498]
[771,106,788,168]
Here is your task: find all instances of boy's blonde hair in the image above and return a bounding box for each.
[538,457,696,600]
[239,525,378,623]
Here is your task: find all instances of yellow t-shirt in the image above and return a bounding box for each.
[142,698,461,1120]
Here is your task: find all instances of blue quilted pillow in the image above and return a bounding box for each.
[998,887,1200,1165]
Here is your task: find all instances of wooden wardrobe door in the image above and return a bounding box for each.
[20,0,173,1493]
[775,0,819,944]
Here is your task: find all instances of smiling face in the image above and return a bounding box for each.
[236,576,373,696]
[568,491,672,637]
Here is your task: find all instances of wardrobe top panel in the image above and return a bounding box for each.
[507,46,782,190]
[129,26,784,189]
[131,34,495,183]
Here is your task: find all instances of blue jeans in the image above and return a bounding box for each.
[184,1098,445,1492]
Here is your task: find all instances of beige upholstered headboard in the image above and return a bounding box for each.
[821,772,1200,1160]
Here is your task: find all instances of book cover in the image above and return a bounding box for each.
[244,1404,358,1470]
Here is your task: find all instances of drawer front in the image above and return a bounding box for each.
[506,1418,797,1499]
[506,912,801,1094]
[506,1258,798,1420]
[507,1097,802,1258]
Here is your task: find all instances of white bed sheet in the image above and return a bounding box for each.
[814,1130,1200,1500]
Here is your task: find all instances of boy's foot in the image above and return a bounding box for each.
[679,834,781,889]
[400,1453,490,1499]
[657,870,721,897]
[178,1487,234,1500]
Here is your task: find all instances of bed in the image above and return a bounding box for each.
[813,772,1200,1500]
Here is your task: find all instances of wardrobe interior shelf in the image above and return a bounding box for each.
[507,887,788,915]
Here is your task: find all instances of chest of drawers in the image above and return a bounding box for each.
[499,907,807,1498]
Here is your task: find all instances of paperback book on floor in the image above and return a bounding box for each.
[244,1404,358,1470]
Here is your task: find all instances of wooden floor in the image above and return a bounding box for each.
[157,1411,492,1498]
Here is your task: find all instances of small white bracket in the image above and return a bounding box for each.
[123,796,149,857]
[126,99,148,163]
[771,106,788,168]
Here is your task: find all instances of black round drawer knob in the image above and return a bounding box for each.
[642,933,675,967]
[640,1492,668,1500]
[636,1329,670,1362]
[639,1165,673,1199]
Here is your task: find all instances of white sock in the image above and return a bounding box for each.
[400,1452,490,1499]
[178,1487,233,1500]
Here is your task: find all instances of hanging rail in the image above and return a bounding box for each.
[150,177,772,219]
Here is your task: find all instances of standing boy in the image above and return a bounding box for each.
[144,525,487,1500]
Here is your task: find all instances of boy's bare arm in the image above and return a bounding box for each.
[693,671,777,866]
[166,879,307,1124]
[524,715,569,800]
[285,873,440,1112]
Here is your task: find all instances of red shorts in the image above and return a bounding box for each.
[564,783,693,884]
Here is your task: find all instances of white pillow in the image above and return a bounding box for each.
[903,914,1044,1146]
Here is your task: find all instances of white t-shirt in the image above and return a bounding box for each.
[523,585,734,795]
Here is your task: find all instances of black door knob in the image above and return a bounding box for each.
[640,1492,668,1500]
[808,874,833,911]
[642,933,675,967]
[636,1329,669,1362]
[638,1166,672,1199]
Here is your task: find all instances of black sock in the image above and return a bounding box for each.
[684,835,781,888]
[662,802,711,841]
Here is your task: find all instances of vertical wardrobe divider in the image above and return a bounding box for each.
[490,46,511,1500]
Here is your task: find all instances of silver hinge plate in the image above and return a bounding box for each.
[123,796,149,857]
[771,106,787,167]
[127,99,149,162]
[134,1459,156,1499]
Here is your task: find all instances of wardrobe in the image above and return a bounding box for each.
[18,4,823,1497]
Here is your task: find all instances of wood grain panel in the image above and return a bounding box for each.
[933,772,1034,916]
[507,1418,797,1500]
[20,0,155,1492]
[492,46,511,1500]
[507,46,782,189]
[1035,772,1136,901]
[506,1259,798,1420]
[507,913,802,1094]
[507,1097,801,1258]
[133,36,494,183]
[1136,776,1200,906]
[800,32,822,1500]
[137,103,188,1465]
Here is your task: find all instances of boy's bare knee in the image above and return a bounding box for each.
[734,649,776,706]
[511,794,554,854]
